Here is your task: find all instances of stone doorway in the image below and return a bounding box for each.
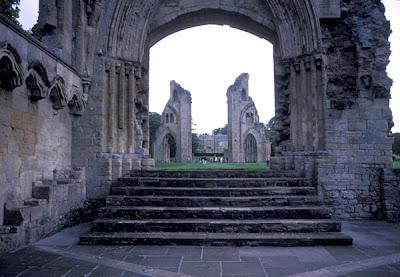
[244,134,258,163]
[162,134,177,163]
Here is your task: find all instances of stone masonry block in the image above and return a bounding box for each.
[348,119,367,131]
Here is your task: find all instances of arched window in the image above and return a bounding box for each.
[246,112,254,124]
[241,89,247,101]
[0,43,24,91]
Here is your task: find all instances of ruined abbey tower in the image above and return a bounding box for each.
[227,74,270,163]
[153,81,192,163]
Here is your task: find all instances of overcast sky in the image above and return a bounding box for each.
[19,0,400,134]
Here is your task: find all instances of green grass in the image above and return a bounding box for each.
[155,162,269,171]
[395,155,400,169]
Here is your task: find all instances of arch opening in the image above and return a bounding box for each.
[149,25,274,165]
[244,133,258,163]
[162,133,177,163]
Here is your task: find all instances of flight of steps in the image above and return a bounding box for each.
[80,170,352,246]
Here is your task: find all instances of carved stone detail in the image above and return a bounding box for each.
[49,75,67,110]
[26,62,50,101]
[0,42,24,91]
[125,62,133,76]
[68,88,87,116]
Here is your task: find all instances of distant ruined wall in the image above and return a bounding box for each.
[153,81,192,163]
[227,74,269,163]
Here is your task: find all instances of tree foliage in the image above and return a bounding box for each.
[265,116,278,155]
[394,133,400,155]
[192,133,201,154]
[0,0,20,24]
[213,124,228,135]
[149,112,161,156]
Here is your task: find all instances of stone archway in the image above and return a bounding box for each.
[160,133,177,163]
[78,0,350,203]
[30,0,394,220]
[244,133,257,163]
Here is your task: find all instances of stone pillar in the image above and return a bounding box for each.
[105,61,117,153]
[121,155,132,177]
[276,54,326,153]
[112,155,122,180]
[131,157,142,171]
[142,158,155,171]
[126,63,135,153]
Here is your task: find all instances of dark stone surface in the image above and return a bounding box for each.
[1,221,400,277]
[82,171,350,246]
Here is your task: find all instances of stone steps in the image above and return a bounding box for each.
[110,186,316,197]
[130,170,299,179]
[81,170,352,246]
[80,232,353,247]
[99,206,331,220]
[117,177,309,187]
[106,195,321,207]
[91,218,341,233]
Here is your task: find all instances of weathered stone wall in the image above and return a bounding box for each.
[0,168,91,253]
[226,74,269,163]
[317,0,394,219]
[383,169,400,222]
[0,16,85,234]
[153,81,192,163]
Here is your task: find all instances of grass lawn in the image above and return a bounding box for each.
[155,162,269,171]
[395,155,400,169]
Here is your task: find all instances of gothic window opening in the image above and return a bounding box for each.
[246,112,255,124]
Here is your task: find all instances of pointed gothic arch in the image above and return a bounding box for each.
[244,133,258,163]
[26,61,50,101]
[0,42,24,91]
[49,75,67,110]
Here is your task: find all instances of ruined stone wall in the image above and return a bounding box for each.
[316,0,394,219]
[227,74,269,163]
[153,81,192,163]
[0,168,92,253]
[383,169,400,222]
[0,16,85,231]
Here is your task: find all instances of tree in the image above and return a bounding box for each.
[0,0,20,24]
[192,133,201,154]
[149,112,161,156]
[265,116,278,155]
[394,133,400,155]
[213,124,228,135]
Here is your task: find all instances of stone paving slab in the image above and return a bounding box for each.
[0,221,399,277]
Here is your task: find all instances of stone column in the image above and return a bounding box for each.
[126,63,135,153]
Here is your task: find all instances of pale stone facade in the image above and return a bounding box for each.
[0,0,399,251]
[198,134,228,155]
[226,73,271,163]
[153,81,192,163]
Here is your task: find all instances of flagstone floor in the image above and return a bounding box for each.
[1,221,400,277]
